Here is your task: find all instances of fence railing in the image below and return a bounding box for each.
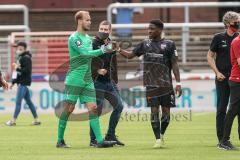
[107,2,240,64]
[112,22,224,64]
[0,5,30,32]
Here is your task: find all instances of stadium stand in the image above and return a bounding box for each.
[8,26,223,82]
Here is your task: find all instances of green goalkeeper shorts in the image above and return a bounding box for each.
[64,82,96,104]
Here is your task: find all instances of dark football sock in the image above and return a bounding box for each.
[151,113,160,139]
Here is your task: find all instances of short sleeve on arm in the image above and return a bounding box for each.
[132,41,145,57]
[169,41,178,59]
[210,34,218,53]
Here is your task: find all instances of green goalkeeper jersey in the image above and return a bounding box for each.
[65,32,104,86]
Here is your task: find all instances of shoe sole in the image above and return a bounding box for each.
[89,145,97,147]
[97,145,113,148]
[114,144,125,147]
[153,144,162,149]
[217,146,230,151]
[97,143,114,148]
[153,146,162,149]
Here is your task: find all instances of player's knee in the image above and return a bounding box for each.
[97,107,103,116]
[68,106,75,113]
[89,106,98,115]
[115,103,123,113]
[162,107,170,114]
[151,107,159,114]
[151,112,160,122]
[16,99,22,106]
[162,114,170,123]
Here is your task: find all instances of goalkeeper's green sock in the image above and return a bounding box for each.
[89,114,103,143]
[57,112,68,142]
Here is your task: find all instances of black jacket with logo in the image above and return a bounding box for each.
[12,51,32,86]
[91,36,118,84]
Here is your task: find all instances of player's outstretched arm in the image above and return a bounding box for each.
[118,48,136,59]
[117,41,143,59]
[74,42,116,57]
[70,37,105,57]
[78,46,104,57]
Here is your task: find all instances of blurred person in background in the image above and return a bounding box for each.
[5,41,41,126]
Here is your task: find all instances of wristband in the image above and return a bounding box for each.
[176,82,181,86]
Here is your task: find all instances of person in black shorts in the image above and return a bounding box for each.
[117,19,182,148]
[207,11,240,146]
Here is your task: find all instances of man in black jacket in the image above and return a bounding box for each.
[89,21,124,147]
[6,42,41,126]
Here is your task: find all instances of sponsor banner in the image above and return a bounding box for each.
[0,80,217,114]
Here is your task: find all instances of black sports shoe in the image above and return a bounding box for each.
[96,140,114,148]
[56,140,71,148]
[225,141,238,150]
[218,141,238,150]
[89,139,97,147]
[105,134,125,146]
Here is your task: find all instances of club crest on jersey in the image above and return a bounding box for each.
[161,44,167,50]
[146,41,151,47]
[75,40,82,48]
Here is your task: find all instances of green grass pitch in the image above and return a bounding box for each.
[0,112,239,160]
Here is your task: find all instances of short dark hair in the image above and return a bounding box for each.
[149,19,164,29]
[16,41,27,49]
[99,20,112,29]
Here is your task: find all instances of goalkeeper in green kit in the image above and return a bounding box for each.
[56,11,116,148]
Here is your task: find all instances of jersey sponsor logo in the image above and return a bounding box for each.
[221,40,227,47]
[146,52,163,58]
[146,42,151,47]
[161,44,167,50]
[75,40,82,48]
[146,39,151,47]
